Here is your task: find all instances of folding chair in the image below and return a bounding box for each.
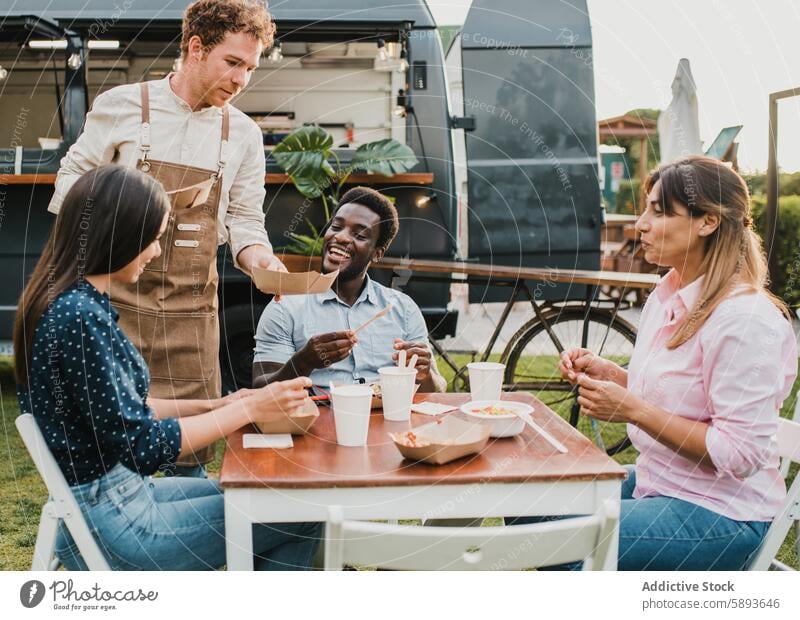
[748,417,800,571]
[324,500,620,571]
[15,414,111,570]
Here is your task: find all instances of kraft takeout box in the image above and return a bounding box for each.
[252,267,339,296]
[389,416,490,465]
[254,397,319,435]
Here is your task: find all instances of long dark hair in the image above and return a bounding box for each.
[14,165,170,386]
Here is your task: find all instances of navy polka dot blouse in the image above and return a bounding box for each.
[16,281,182,486]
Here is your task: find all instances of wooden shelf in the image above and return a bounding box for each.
[265,172,433,185]
[1,173,57,184]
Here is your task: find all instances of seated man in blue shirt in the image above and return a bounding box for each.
[252,186,446,393]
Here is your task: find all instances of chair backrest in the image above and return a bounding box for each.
[16,414,111,570]
[779,399,800,478]
[324,500,620,571]
[748,417,800,571]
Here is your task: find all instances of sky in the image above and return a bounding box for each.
[425,0,800,173]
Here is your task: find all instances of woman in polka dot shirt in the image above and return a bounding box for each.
[14,165,320,570]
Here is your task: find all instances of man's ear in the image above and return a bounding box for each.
[373,246,385,263]
[699,212,721,237]
[187,35,206,62]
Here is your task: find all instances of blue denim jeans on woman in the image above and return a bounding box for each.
[56,463,321,570]
[507,466,769,570]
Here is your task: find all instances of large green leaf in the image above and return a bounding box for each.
[272,126,335,198]
[281,232,324,256]
[351,139,419,176]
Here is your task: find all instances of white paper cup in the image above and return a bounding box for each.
[378,366,417,422]
[331,384,373,446]
[467,362,506,401]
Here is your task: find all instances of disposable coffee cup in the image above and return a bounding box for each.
[467,362,505,401]
[330,384,373,446]
[378,366,417,422]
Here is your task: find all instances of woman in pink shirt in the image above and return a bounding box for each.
[562,156,797,570]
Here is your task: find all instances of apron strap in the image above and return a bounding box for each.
[217,106,230,177]
[138,82,151,166]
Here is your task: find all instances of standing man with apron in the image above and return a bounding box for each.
[47,0,285,477]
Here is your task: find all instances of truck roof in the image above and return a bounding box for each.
[1,0,436,29]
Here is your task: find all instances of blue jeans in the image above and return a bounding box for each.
[164,463,208,479]
[55,463,321,570]
[507,466,769,570]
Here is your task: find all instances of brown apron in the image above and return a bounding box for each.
[110,82,229,466]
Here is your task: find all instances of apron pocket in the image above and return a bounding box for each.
[116,305,218,383]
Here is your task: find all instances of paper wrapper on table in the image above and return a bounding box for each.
[390,416,490,465]
[254,397,320,435]
[252,267,339,296]
[371,383,420,409]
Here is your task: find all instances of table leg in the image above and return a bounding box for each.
[225,489,254,571]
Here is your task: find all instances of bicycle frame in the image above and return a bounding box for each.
[423,274,635,391]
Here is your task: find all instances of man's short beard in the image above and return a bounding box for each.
[335,259,370,283]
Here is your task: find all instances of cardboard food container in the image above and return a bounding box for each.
[389,416,490,465]
[254,397,319,435]
[369,382,420,409]
[252,267,338,296]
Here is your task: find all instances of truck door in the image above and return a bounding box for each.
[460,0,601,300]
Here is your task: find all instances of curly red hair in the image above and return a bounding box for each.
[181,0,276,58]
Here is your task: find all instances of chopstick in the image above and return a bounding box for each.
[407,354,418,369]
[353,304,393,334]
[516,413,568,454]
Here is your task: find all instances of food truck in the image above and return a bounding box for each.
[0,0,600,391]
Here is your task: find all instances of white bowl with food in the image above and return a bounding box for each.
[460,400,534,438]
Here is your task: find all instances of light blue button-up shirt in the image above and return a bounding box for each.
[254,276,429,389]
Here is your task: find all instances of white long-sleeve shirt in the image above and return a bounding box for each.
[48,75,271,269]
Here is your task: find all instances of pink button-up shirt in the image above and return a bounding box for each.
[627,269,797,521]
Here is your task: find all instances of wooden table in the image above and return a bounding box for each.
[220,392,627,570]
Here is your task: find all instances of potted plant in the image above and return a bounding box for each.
[271,125,418,258]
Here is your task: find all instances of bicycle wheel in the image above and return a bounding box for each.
[503,307,637,456]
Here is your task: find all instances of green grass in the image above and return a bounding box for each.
[1,356,797,570]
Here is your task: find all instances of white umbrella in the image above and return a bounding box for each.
[658,58,702,163]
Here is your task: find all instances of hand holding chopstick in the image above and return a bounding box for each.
[393,339,435,386]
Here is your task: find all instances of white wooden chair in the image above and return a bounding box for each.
[324,500,620,571]
[748,417,800,571]
[16,414,111,570]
